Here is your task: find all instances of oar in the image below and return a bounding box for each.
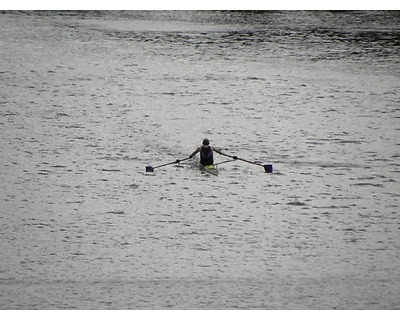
[214,159,236,166]
[221,153,273,173]
[146,157,191,172]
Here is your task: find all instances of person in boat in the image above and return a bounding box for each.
[189,139,223,166]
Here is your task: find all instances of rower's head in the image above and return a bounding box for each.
[202,138,210,146]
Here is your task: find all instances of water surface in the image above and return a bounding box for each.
[0,10,399,309]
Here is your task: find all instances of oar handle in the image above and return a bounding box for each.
[177,157,191,163]
[220,152,236,160]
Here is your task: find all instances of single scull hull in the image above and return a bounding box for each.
[200,164,218,176]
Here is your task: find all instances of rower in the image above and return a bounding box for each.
[189,138,226,165]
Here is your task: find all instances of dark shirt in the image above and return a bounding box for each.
[190,145,222,165]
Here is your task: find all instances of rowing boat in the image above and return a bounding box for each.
[145,154,272,174]
[200,164,218,175]
[200,164,218,176]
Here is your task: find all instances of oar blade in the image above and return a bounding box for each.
[263,164,273,173]
[145,165,154,172]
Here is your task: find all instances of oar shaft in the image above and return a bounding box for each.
[153,157,191,169]
[214,159,235,166]
[221,153,262,166]
[153,161,177,169]
[221,152,268,170]
[236,157,264,167]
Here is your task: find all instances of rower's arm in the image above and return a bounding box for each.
[189,147,200,158]
[212,147,223,154]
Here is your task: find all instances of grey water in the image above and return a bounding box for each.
[0,10,399,309]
